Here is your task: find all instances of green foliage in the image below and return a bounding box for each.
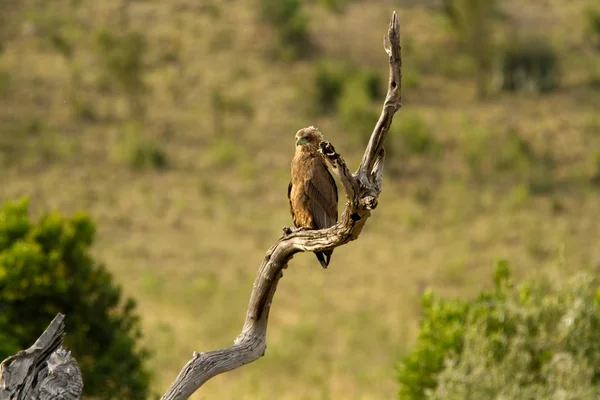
[259,0,311,60]
[444,0,499,99]
[317,0,352,14]
[584,7,600,48]
[208,137,241,168]
[591,148,600,186]
[0,198,151,400]
[210,88,255,137]
[95,28,148,118]
[403,69,421,89]
[314,59,382,114]
[397,260,600,399]
[396,287,469,400]
[463,126,554,193]
[114,122,168,170]
[337,75,380,147]
[50,30,74,60]
[501,37,560,93]
[314,61,346,113]
[494,129,534,172]
[389,112,438,157]
[43,4,92,121]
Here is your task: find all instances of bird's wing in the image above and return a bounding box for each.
[305,157,338,229]
[287,181,297,225]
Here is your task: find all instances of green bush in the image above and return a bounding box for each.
[259,0,311,60]
[462,127,554,192]
[314,60,382,114]
[584,7,600,48]
[114,122,168,170]
[317,0,352,14]
[314,61,346,113]
[388,112,438,158]
[337,75,379,146]
[0,198,151,400]
[443,0,499,99]
[591,148,600,186]
[95,29,148,118]
[501,37,560,93]
[397,260,600,399]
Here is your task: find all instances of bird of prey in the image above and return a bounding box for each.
[288,127,338,268]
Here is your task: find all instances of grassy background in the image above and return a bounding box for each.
[1,0,600,398]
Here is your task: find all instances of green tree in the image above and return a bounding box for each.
[445,0,499,100]
[0,198,150,400]
[397,260,600,399]
[259,0,311,60]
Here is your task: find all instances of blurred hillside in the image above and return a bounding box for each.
[1,0,600,399]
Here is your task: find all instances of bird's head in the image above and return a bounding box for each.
[295,126,323,152]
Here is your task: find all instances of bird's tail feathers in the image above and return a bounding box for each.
[315,250,333,269]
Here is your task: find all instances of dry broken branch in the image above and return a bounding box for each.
[0,313,83,400]
[160,11,402,400]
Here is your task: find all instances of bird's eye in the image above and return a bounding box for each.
[296,137,309,145]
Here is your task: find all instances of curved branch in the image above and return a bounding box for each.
[160,11,403,400]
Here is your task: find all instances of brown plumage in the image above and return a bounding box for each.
[288,127,338,268]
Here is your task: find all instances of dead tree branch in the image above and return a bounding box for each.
[160,11,402,400]
[0,313,83,400]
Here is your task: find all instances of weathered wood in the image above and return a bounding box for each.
[0,313,83,400]
[160,11,403,400]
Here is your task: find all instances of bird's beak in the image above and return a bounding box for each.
[296,137,308,146]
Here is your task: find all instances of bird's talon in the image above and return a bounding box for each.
[320,141,336,157]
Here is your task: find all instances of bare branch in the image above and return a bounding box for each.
[0,313,83,400]
[358,10,402,183]
[160,11,403,400]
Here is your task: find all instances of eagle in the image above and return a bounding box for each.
[288,127,339,268]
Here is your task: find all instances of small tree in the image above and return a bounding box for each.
[259,0,312,60]
[0,198,151,400]
[444,0,499,100]
[397,260,600,399]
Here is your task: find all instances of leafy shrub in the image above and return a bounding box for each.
[124,138,168,170]
[95,29,148,118]
[314,60,382,114]
[337,75,380,146]
[389,112,438,157]
[259,0,311,60]
[403,69,421,89]
[0,198,151,400]
[114,122,168,170]
[397,260,600,399]
[463,126,554,192]
[501,37,560,93]
[493,129,534,172]
[208,137,241,168]
[591,148,600,186]
[443,0,499,99]
[527,151,555,194]
[315,61,346,113]
[210,88,255,137]
[584,7,600,49]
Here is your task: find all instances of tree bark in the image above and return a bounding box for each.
[160,11,402,400]
[0,313,84,400]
